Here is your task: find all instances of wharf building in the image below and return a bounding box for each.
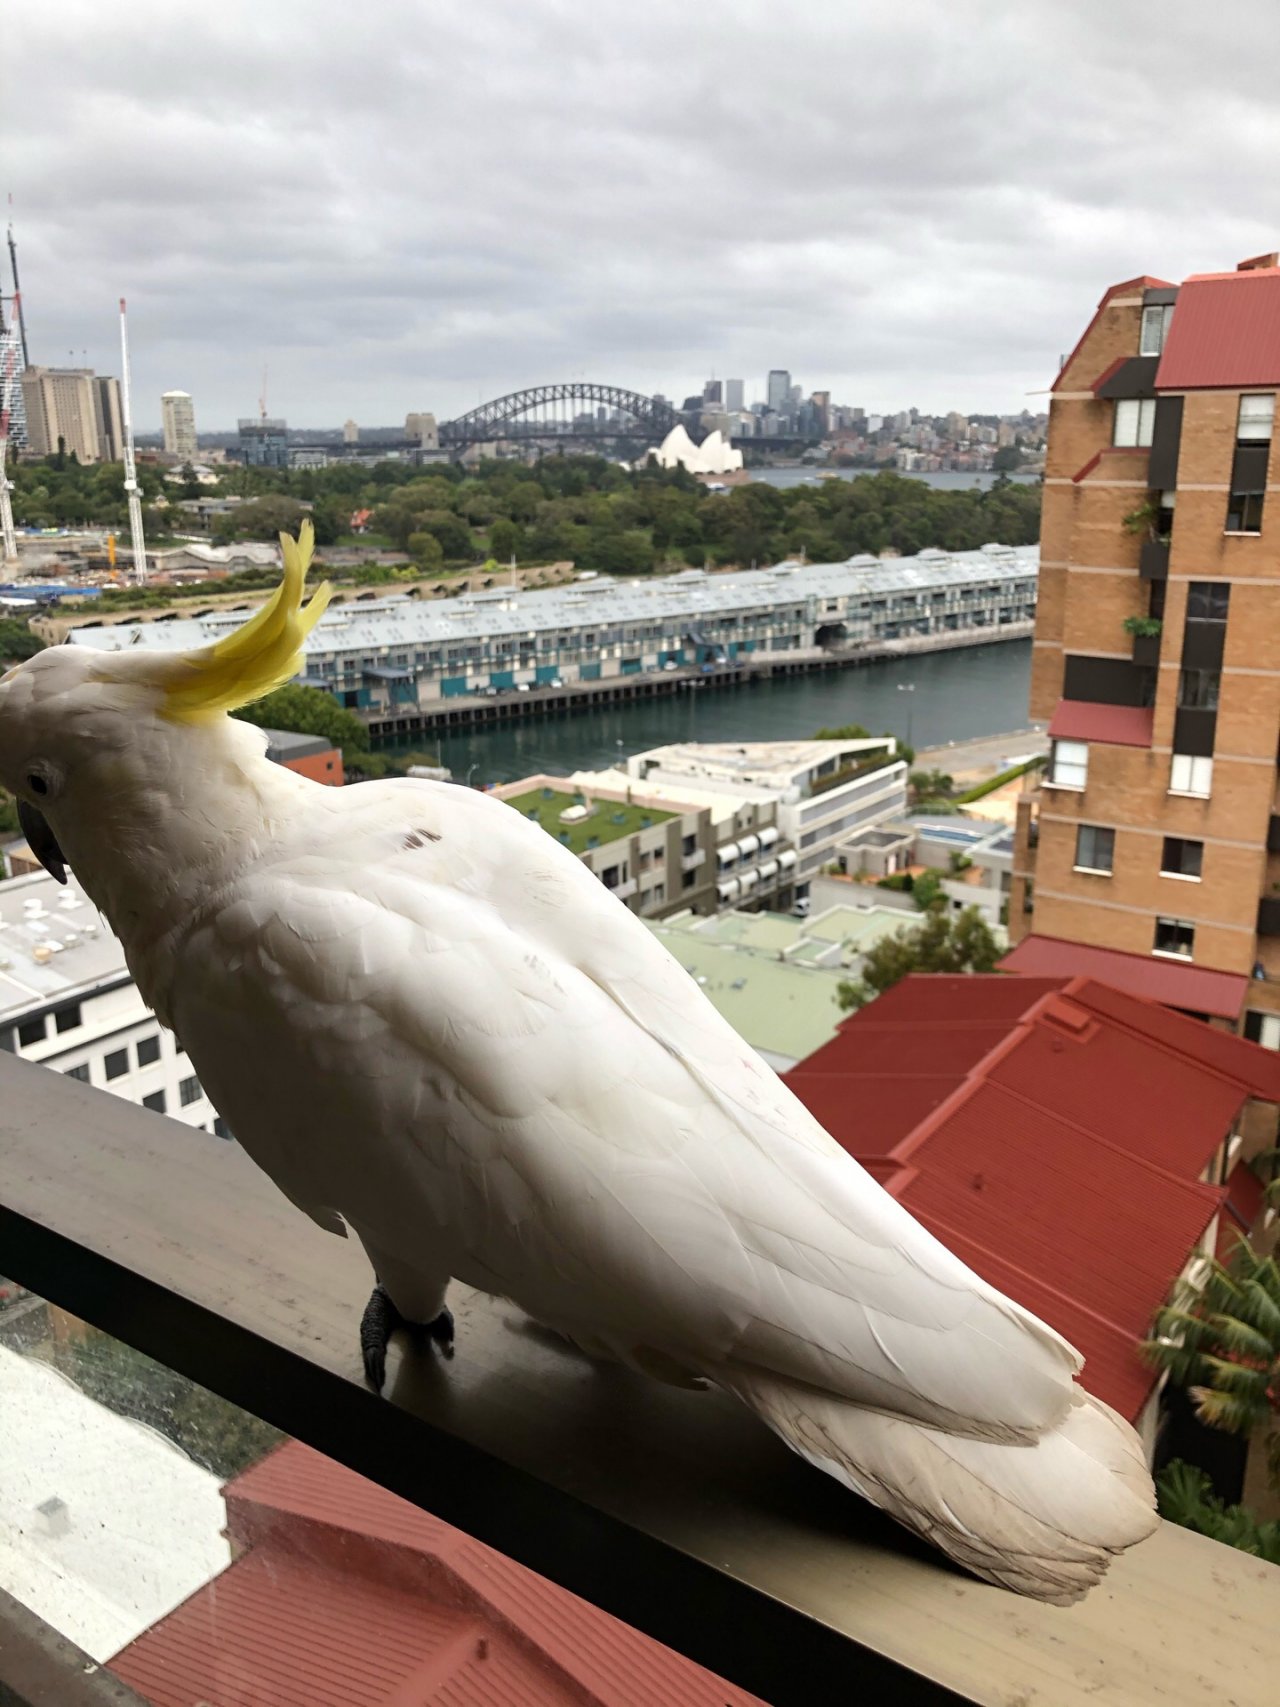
[66,545,1038,721]
[1006,251,1280,1051]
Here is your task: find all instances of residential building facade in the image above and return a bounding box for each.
[20,367,108,462]
[0,870,221,1136]
[624,738,909,889]
[1009,252,1280,1036]
[162,390,198,460]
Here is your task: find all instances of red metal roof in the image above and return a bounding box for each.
[1156,268,1280,390]
[782,973,1280,1422]
[111,1441,763,1707]
[1051,276,1173,392]
[998,934,1247,1020]
[1047,700,1155,748]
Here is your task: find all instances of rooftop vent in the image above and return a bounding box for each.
[36,1496,69,1537]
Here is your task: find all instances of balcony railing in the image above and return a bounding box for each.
[681,848,707,871]
[1,1055,1276,1705]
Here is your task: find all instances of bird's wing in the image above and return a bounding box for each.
[194,777,1079,1439]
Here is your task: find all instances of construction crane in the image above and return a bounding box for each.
[118,297,147,579]
[7,205,30,369]
[0,297,19,567]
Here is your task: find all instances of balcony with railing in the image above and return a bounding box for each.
[0,1055,1276,1705]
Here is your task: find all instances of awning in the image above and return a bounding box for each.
[758,859,780,882]
[738,833,761,858]
[998,934,1247,1021]
[361,664,414,682]
[778,849,798,870]
[739,867,760,889]
[717,878,740,902]
[717,841,741,865]
[1048,700,1154,749]
[758,826,780,847]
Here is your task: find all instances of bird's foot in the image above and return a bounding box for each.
[360,1283,455,1391]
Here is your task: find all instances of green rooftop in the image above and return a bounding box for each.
[504,789,675,855]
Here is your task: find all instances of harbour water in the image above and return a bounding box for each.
[424,638,1033,786]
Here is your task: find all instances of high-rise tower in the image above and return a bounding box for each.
[161,390,197,460]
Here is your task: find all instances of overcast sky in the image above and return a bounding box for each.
[6,2,1279,431]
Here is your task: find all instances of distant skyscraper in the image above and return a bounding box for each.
[161,390,197,460]
[766,369,791,412]
[0,313,27,449]
[810,390,831,433]
[20,366,109,461]
[94,376,124,462]
[343,417,359,444]
[725,378,744,412]
[703,378,722,405]
[237,417,288,468]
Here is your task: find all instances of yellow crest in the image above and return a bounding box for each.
[154,522,332,722]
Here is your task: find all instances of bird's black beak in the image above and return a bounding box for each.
[17,798,67,885]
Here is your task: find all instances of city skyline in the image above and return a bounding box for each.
[8,3,1277,430]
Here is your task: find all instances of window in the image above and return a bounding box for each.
[0,1028,13,1054]
[1154,917,1195,959]
[1186,582,1229,623]
[1226,491,1264,533]
[54,1003,82,1033]
[1170,753,1212,796]
[1178,668,1220,711]
[179,1075,202,1106]
[1074,825,1115,873]
[682,870,697,890]
[1244,1011,1280,1050]
[1139,303,1174,356]
[1161,837,1203,879]
[214,1116,234,1141]
[681,834,697,857]
[1113,397,1156,448]
[65,1063,90,1083]
[104,1048,129,1080]
[1048,739,1088,790]
[18,1016,46,1049]
[136,1034,162,1067]
[1237,394,1275,442]
[143,1089,166,1113]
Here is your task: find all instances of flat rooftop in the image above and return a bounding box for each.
[502,790,675,855]
[0,871,125,1025]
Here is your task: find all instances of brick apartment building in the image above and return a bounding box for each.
[1008,252,1280,1041]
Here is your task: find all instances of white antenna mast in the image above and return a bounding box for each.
[0,300,19,568]
[118,297,148,579]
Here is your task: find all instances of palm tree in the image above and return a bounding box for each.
[1143,1240,1280,1495]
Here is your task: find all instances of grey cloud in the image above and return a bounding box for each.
[7,0,1280,429]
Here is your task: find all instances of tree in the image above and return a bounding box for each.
[407,531,444,572]
[0,617,43,663]
[910,768,954,800]
[837,906,1000,1010]
[212,494,307,544]
[812,723,872,740]
[1143,1241,1280,1496]
[1155,1460,1280,1563]
[234,682,370,753]
[487,517,520,563]
[992,444,1024,473]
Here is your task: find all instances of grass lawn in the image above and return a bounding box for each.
[504,788,674,854]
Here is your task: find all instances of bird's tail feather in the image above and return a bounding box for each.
[721,1370,1158,1604]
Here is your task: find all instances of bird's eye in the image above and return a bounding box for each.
[27,774,48,796]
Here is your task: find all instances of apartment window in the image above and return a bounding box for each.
[104,1048,129,1081]
[179,1075,202,1106]
[136,1034,162,1067]
[1161,837,1203,880]
[682,870,697,890]
[1153,917,1195,959]
[1048,739,1088,790]
[601,867,621,890]
[214,1117,234,1141]
[1226,491,1265,533]
[1139,303,1174,356]
[1186,582,1229,623]
[1244,1011,1280,1050]
[17,1016,46,1049]
[143,1089,166,1113]
[1113,397,1156,448]
[1170,753,1213,796]
[1178,668,1220,711]
[1074,825,1115,874]
[54,1003,82,1034]
[0,1028,12,1054]
[1237,394,1275,442]
[681,834,697,857]
[65,1063,90,1083]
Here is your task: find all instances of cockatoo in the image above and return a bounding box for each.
[0,524,1157,1602]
